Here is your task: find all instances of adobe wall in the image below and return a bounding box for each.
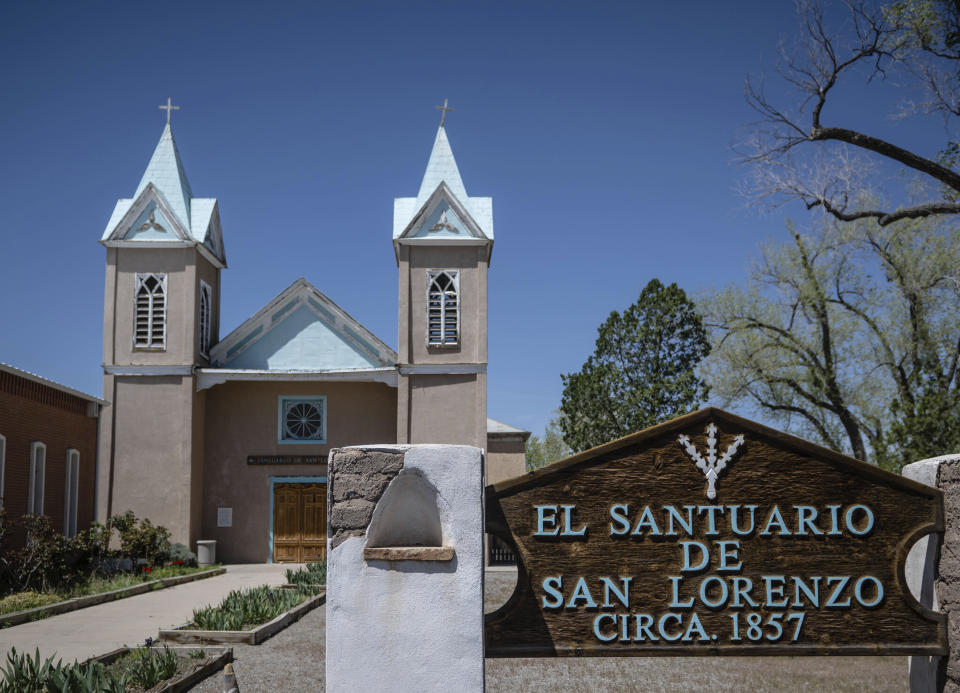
[202,379,397,563]
[401,371,486,449]
[486,434,527,485]
[326,445,484,692]
[107,375,196,544]
[397,244,488,366]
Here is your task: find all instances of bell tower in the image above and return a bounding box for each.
[97,104,226,545]
[393,116,493,449]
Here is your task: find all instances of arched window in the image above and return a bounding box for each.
[135,273,167,348]
[64,449,79,537]
[427,270,459,346]
[28,441,45,515]
[0,434,5,510]
[199,281,212,357]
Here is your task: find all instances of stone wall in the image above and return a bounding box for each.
[327,447,404,549]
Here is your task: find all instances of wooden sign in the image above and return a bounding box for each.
[246,455,327,465]
[485,408,946,657]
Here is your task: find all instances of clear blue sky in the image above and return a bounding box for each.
[0,1,947,436]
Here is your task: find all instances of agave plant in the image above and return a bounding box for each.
[121,645,178,690]
[0,647,124,693]
[191,583,310,631]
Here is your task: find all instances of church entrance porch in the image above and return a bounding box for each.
[270,479,326,563]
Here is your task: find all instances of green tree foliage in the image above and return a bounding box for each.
[703,216,960,472]
[559,279,710,452]
[525,414,572,471]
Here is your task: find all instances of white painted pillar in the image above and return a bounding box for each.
[325,444,484,693]
[904,455,960,693]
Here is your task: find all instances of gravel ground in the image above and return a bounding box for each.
[186,571,910,692]
[187,605,325,692]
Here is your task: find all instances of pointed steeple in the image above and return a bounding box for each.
[394,125,493,243]
[101,119,226,268]
[415,126,469,209]
[134,123,193,229]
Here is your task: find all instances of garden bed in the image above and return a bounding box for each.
[159,591,325,645]
[87,645,233,693]
[0,566,225,628]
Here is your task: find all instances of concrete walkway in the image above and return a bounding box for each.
[0,564,297,664]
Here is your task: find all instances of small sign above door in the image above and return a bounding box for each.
[247,455,327,465]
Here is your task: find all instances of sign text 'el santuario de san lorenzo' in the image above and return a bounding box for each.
[484,408,946,657]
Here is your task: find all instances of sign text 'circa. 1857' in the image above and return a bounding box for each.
[484,408,946,657]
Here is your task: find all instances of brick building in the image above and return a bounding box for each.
[0,363,104,539]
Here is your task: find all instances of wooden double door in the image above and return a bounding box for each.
[273,483,326,563]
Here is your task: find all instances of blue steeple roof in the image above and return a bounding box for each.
[393,125,493,241]
[134,123,193,229]
[101,121,226,267]
[414,126,468,210]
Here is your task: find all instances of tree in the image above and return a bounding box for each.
[744,0,960,225]
[525,414,572,471]
[702,215,960,471]
[559,279,710,452]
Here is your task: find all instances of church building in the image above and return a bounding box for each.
[96,110,528,563]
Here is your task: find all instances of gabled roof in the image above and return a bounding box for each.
[209,278,397,372]
[393,125,493,244]
[396,182,489,244]
[100,124,226,267]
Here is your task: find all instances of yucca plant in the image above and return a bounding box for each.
[191,584,307,630]
[121,645,178,689]
[0,647,124,693]
[285,560,326,593]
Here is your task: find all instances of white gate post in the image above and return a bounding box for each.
[904,455,960,693]
[325,444,485,693]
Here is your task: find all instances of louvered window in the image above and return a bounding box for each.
[427,270,460,346]
[199,281,212,357]
[135,273,167,348]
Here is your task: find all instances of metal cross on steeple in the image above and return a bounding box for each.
[435,98,454,127]
[159,97,180,126]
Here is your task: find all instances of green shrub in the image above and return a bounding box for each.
[0,591,61,615]
[6,515,87,593]
[162,542,198,568]
[108,511,171,567]
[0,647,123,693]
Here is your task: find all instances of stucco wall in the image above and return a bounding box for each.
[326,445,484,692]
[486,434,527,485]
[201,379,397,563]
[401,372,486,449]
[105,246,209,367]
[106,375,196,544]
[397,245,488,366]
[194,253,221,365]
